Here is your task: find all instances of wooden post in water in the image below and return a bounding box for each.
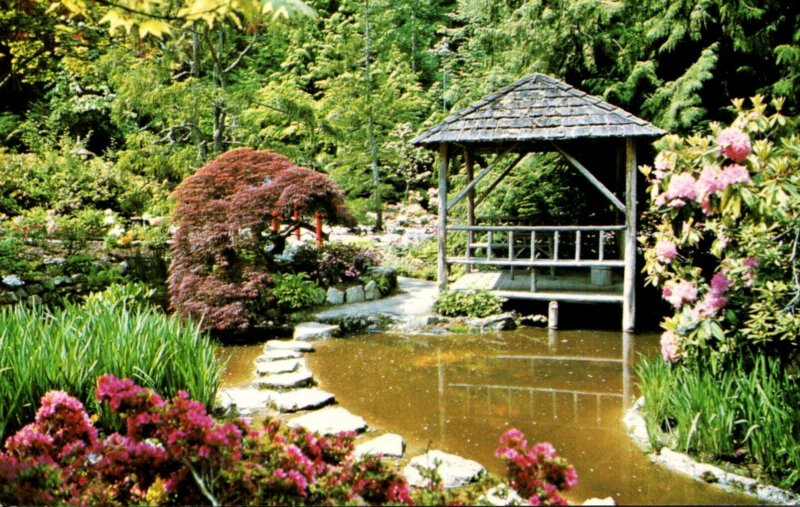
[437,144,449,291]
[623,138,637,331]
[548,301,558,329]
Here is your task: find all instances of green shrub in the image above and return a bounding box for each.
[0,298,222,439]
[637,354,800,489]
[271,273,325,311]
[434,289,504,318]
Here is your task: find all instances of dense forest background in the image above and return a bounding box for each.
[2,0,799,226]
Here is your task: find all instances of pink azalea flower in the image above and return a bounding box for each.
[662,280,698,308]
[693,292,727,318]
[665,173,698,201]
[696,165,725,197]
[660,331,681,363]
[719,164,751,186]
[717,127,751,163]
[655,239,678,264]
[710,273,731,296]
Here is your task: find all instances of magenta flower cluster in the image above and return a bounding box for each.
[0,375,414,505]
[717,127,752,163]
[495,428,578,506]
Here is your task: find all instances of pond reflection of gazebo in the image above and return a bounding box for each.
[411,74,663,331]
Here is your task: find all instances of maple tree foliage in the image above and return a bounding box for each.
[168,148,354,331]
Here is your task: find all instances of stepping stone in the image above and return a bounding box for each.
[256,358,303,376]
[216,387,276,415]
[272,388,335,412]
[354,433,405,459]
[294,322,340,341]
[254,368,314,389]
[264,340,314,352]
[256,349,303,362]
[403,450,486,489]
[288,406,368,435]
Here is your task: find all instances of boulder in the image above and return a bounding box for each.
[256,358,303,376]
[326,287,345,305]
[264,340,315,352]
[403,450,486,489]
[255,349,303,362]
[272,388,335,412]
[364,280,379,300]
[254,368,314,390]
[583,497,616,505]
[293,322,340,341]
[479,484,527,506]
[467,312,518,331]
[288,406,368,435]
[345,285,366,303]
[354,433,405,459]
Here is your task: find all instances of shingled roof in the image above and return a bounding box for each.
[411,74,664,147]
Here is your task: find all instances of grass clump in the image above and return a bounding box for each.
[434,289,504,318]
[637,354,800,490]
[0,294,222,439]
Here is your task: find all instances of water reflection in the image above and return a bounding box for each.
[298,328,755,505]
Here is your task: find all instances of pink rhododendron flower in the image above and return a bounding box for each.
[660,331,681,363]
[655,239,678,264]
[717,127,751,163]
[719,164,751,186]
[710,273,731,296]
[693,292,727,318]
[696,165,725,199]
[662,280,698,308]
[665,173,698,201]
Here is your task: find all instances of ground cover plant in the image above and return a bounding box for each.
[0,376,577,505]
[638,96,800,491]
[434,289,505,319]
[0,287,221,439]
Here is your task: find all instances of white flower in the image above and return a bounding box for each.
[2,274,24,287]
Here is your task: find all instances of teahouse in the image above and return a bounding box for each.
[411,74,664,331]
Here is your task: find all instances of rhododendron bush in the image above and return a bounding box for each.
[641,96,800,365]
[0,377,577,506]
[169,148,355,331]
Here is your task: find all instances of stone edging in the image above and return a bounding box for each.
[623,397,800,505]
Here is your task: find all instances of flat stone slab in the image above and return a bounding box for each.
[272,388,335,413]
[216,387,275,415]
[294,322,340,341]
[264,340,315,352]
[403,450,486,489]
[256,358,303,376]
[354,433,405,459]
[254,368,314,389]
[256,349,303,362]
[288,406,368,435]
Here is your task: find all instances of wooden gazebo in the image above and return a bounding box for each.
[411,74,664,331]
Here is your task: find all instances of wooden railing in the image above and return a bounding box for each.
[448,225,626,268]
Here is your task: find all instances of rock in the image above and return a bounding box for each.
[71,273,86,283]
[288,406,368,435]
[256,358,303,376]
[354,433,405,459]
[326,287,345,305]
[468,312,518,331]
[346,285,366,303]
[479,484,527,506]
[54,275,72,286]
[368,266,397,290]
[520,314,548,327]
[216,387,275,415]
[255,350,303,362]
[293,322,340,341]
[264,340,315,352]
[622,408,650,449]
[364,280,379,300]
[583,497,616,505]
[403,450,486,489]
[254,368,314,390]
[272,388,335,412]
[757,484,800,505]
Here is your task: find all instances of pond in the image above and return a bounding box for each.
[221,328,756,505]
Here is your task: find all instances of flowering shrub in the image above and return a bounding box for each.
[496,429,578,505]
[168,149,355,331]
[315,242,382,286]
[641,96,800,365]
[0,380,576,506]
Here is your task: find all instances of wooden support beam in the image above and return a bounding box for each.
[623,138,637,331]
[437,144,449,291]
[553,143,626,213]
[465,150,475,274]
[474,153,527,209]
[447,144,518,212]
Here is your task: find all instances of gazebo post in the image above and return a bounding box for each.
[437,143,449,291]
[465,149,475,274]
[623,138,637,331]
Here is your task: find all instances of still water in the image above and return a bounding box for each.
[221,328,756,505]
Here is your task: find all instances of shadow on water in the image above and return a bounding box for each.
[220,328,757,504]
